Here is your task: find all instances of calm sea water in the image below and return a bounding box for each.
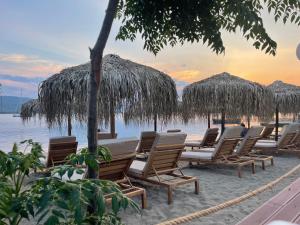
[0,114,221,152]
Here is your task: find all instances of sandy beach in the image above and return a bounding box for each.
[118,155,300,225]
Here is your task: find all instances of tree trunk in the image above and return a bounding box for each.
[110,101,116,138]
[221,111,225,134]
[87,0,119,179]
[207,113,211,128]
[275,107,279,141]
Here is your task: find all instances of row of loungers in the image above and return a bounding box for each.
[43,122,300,209]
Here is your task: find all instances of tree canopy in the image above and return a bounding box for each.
[116,0,300,55]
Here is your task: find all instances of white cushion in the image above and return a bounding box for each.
[255,142,277,148]
[198,147,215,152]
[129,160,146,174]
[185,141,201,147]
[181,151,213,160]
[258,140,276,143]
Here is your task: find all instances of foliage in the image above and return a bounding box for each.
[116,0,300,55]
[0,142,139,225]
[0,140,44,225]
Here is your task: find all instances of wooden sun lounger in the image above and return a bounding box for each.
[46,136,78,168]
[99,138,147,209]
[254,123,299,156]
[136,131,156,154]
[236,126,274,170]
[185,128,219,149]
[181,127,255,178]
[260,124,275,140]
[236,178,300,225]
[128,132,199,204]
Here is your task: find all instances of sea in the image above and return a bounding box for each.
[0,114,222,153]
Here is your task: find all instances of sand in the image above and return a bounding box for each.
[120,155,300,225]
[19,155,299,225]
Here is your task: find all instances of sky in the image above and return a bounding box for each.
[0,0,299,98]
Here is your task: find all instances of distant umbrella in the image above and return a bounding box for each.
[20,99,40,119]
[267,80,300,140]
[182,72,274,134]
[22,54,177,135]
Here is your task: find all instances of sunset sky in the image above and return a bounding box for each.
[0,0,299,98]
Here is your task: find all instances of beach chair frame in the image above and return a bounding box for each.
[46,141,78,168]
[260,124,275,139]
[129,143,199,204]
[98,153,147,209]
[181,138,255,178]
[237,137,274,170]
[185,128,219,150]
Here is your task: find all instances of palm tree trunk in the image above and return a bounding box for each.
[87,0,119,179]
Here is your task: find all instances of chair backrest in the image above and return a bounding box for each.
[211,126,243,159]
[47,136,78,167]
[143,132,187,177]
[260,124,275,139]
[97,132,117,140]
[201,128,219,147]
[277,123,299,148]
[98,138,139,181]
[236,126,264,156]
[167,129,181,133]
[136,131,156,153]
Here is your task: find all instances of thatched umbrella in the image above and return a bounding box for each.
[20,99,40,119]
[267,80,300,140]
[23,54,177,136]
[182,72,274,134]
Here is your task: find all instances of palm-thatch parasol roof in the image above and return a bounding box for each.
[267,80,300,114]
[267,80,300,140]
[182,72,274,132]
[28,54,177,130]
[20,99,40,119]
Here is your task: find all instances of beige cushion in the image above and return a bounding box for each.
[152,132,187,146]
[98,137,138,158]
[181,151,213,160]
[255,142,277,148]
[49,136,76,144]
[185,141,201,147]
[140,131,156,138]
[129,160,146,174]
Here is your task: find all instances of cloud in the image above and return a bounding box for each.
[0,53,69,77]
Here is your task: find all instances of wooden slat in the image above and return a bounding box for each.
[237,178,300,225]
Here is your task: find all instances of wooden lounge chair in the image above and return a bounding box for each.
[46,136,78,168]
[235,126,274,170]
[185,128,219,149]
[260,124,275,139]
[128,132,199,204]
[254,123,299,155]
[136,131,156,154]
[98,138,147,209]
[181,127,255,178]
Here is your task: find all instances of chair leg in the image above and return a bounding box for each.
[167,186,173,204]
[238,166,242,178]
[252,162,256,174]
[195,180,199,195]
[141,191,147,209]
[271,158,274,166]
[262,161,265,170]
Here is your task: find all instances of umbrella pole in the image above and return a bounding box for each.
[275,107,279,141]
[154,114,157,132]
[207,113,211,128]
[67,113,72,136]
[110,102,116,138]
[221,111,225,134]
[247,116,251,128]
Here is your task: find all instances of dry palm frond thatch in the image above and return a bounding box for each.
[20,99,40,120]
[31,54,177,128]
[267,80,300,114]
[182,72,274,122]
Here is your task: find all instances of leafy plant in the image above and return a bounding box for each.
[0,140,44,225]
[0,141,139,225]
